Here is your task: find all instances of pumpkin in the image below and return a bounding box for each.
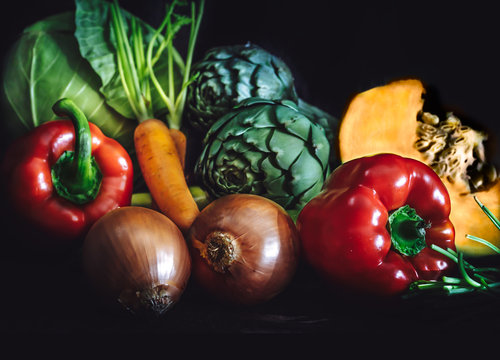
[338,79,500,257]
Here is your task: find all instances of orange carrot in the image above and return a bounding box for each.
[134,119,199,233]
[169,128,187,170]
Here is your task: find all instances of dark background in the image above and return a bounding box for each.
[0,0,499,336]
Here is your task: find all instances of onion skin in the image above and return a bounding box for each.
[188,194,300,306]
[82,206,191,317]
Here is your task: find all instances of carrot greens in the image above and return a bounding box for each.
[109,0,204,128]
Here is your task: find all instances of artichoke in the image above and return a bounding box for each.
[296,99,340,168]
[186,43,298,132]
[195,98,331,214]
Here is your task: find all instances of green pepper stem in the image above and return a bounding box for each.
[388,205,429,256]
[51,98,102,204]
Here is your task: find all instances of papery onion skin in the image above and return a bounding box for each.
[82,206,191,317]
[188,194,300,306]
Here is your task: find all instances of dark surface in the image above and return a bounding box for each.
[1,0,500,335]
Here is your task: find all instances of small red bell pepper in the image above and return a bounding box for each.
[2,98,133,243]
[297,153,456,296]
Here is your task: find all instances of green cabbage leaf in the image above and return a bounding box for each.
[1,11,136,152]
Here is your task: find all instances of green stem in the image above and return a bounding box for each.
[131,192,154,208]
[132,17,151,107]
[441,276,463,284]
[189,185,211,210]
[466,234,500,254]
[406,199,500,298]
[172,0,204,129]
[111,0,151,121]
[131,187,211,211]
[408,244,500,297]
[474,267,500,273]
[458,252,482,288]
[145,0,204,130]
[167,5,176,102]
[111,0,204,128]
[145,6,176,123]
[183,0,204,88]
[389,205,428,256]
[51,99,102,204]
[430,244,458,262]
[474,196,500,231]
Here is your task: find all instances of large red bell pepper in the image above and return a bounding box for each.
[297,153,456,296]
[2,98,133,243]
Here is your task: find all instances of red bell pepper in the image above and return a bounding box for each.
[2,98,133,243]
[297,153,456,296]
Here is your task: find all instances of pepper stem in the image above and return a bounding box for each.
[51,98,102,204]
[388,205,429,256]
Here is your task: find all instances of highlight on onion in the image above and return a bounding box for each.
[187,194,301,306]
[82,206,191,317]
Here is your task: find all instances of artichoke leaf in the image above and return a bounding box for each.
[310,124,332,171]
[275,106,311,141]
[297,98,340,168]
[241,103,275,128]
[259,157,285,182]
[268,129,305,170]
[243,127,274,153]
[236,97,276,109]
[289,149,325,194]
[265,174,289,197]
[220,137,253,153]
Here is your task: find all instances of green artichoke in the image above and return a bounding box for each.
[186,43,298,132]
[296,99,340,168]
[195,98,331,215]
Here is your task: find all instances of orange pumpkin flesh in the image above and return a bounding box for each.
[338,79,500,257]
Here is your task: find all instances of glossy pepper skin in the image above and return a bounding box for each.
[2,99,133,243]
[297,153,456,296]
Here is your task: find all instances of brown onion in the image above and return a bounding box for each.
[188,194,300,305]
[82,206,191,317]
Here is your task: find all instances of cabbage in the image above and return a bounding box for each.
[1,12,136,152]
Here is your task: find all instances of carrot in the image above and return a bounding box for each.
[109,0,205,232]
[134,119,199,233]
[169,128,187,170]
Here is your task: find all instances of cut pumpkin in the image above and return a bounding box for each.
[338,79,500,257]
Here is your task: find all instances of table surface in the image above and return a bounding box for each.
[1,203,499,335]
[1,0,499,335]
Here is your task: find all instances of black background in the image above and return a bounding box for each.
[0,0,499,337]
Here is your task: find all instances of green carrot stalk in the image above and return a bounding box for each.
[110,0,204,127]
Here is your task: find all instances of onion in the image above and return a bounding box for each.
[82,206,191,317]
[188,194,300,305]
